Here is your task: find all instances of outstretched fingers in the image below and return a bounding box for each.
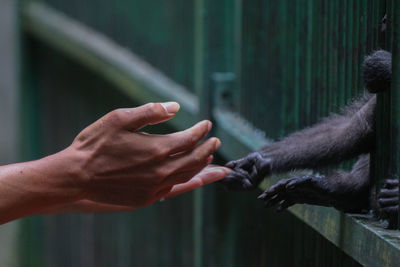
[382,179,399,189]
[160,165,231,199]
[276,200,296,212]
[378,188,398,198]
[258,176,317,211]
[221,152,269,191]
[115,102,181,131]
[258,178,292,200]
[379,197,398,207]
[378,179,399,222]
[258,179,292,210]
[160,138,221,186]
[162,120,212,155]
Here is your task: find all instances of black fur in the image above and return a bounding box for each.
[363,50,391,93]
[221,50,398,227]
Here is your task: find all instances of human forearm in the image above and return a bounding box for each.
[0,149,84,224]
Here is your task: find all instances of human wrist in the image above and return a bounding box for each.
[33,147,88,204]
[0,151,86,224]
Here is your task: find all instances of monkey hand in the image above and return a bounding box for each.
[219,152,272,191]
[258,175,335,212]
[378,179,399,229]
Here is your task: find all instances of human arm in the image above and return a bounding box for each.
[0,102,222,224]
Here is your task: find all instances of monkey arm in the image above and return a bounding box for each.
[221,50,388,192]
[221,96,375,191]
[263,95,376,172]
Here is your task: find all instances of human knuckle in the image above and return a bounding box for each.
[158,146,170,157]
[156,149,169,161]
[108,109,125,125]
[147,102,165,115]
[144,102,156,110]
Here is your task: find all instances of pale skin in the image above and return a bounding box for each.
[0,102,231,225]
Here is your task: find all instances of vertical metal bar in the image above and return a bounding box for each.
[345,0,353,101]
[193,0,209,265]
[293,1,300,129]
[338,0,346,107]
[233,0,242,112]
[17,1,46,266]
[391,0,400,228]
[305,0,313,125]
[279,0,288,136]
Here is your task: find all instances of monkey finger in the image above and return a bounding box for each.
[258,179,290,200]
[263,193,286,208]
[382,179,399,189]
[379,197,399,208]
[276,200,295,212]
[246,165,264,189]
[219,173,254,191]
[378,188,399,198]
[381,205,398,216]
[286,176,312,190]
[225,157,251,169]
[226,153,258,170]
[225,159,240,169]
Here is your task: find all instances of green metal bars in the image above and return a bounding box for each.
[41,0,196,90]
[238,0,385,139]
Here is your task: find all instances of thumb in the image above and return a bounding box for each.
[123,102,180,130]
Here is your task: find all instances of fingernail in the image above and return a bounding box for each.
[207,121,212,131]
[214,138,221,150]
[161,102,180,115]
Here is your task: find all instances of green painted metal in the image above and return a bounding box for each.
[18,0,400,266]
[193,0,207,265]
[40,0,196,91]
[17,1,45,266]
[260,176,400,267]
[22,2,198,131]
[391,0,400,227]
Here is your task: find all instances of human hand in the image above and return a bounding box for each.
[219,152,272,191]
[59,102,221,208]
[41,165,231,214]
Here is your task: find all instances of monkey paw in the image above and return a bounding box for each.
[378,179,399,229]
[258,175,332,212]
[219,152,271,191]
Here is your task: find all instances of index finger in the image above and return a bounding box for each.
[117,102,180,131]
[164,165,232,198]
